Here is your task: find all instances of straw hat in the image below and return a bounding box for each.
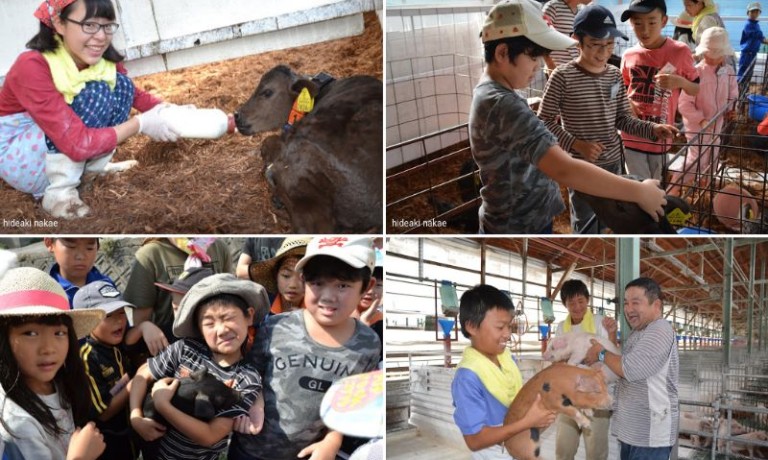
[0,267,104,338]
[248,237,311,294]
[173,273,270,339]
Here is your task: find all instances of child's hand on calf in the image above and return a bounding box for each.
[150,378,180,410]
[573,139,604,162]
[637,180,666,222]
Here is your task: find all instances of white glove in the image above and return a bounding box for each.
[137,104,180,142]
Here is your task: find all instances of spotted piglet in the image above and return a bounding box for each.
[503,363,613,460]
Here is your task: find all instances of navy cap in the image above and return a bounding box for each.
[574,5,628,40]
[620,0,667,22]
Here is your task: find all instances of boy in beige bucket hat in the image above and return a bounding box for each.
[0,267,105,460]
[470,0,668,234]
[128,273,269,460]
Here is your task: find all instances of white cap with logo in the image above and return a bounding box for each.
[295,237,376,273]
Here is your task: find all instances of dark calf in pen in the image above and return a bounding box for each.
[234,65,383,233]
[574,175,691,234]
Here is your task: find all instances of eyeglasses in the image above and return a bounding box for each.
[66,18,120,35]
[583,42,616,52]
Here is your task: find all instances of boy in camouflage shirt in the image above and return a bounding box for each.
[470,0,668,233]
[228,236,381,460]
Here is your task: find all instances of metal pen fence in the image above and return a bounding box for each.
[677,349,768,459]
[663,53,768,235]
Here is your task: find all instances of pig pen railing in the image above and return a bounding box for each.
[663,55,768,235]
[386,123,480,234]
[386,74,548,235]
[677,349,768,459]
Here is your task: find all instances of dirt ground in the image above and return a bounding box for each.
[0,12,381,234]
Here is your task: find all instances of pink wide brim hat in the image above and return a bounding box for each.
[0,267,104,339]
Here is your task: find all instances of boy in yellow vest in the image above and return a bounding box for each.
[452,284,556,459]
[553,279,618,460]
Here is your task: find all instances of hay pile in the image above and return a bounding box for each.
[0,12,381,234]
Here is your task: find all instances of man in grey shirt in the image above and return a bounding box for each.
[585,277,679,460]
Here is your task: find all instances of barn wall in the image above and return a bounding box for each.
[0,0,382,84]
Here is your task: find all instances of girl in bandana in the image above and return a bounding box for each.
[0,0,180,219]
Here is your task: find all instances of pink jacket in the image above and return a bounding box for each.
[678,60,737,135]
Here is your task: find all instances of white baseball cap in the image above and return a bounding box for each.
[748,2,762,12]
[481,0,576,51]
[295,237,375,273]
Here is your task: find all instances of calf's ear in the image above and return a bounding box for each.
[290,79,320,99]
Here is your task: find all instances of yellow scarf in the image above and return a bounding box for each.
[42,37,116,104]
[692,6,720,41]
[563,308,596,334]
[457,346,522,407]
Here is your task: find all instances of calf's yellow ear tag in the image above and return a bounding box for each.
[296,87,314,112]
[666,207,691,226]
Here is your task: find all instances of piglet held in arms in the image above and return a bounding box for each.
[503,363,612,460]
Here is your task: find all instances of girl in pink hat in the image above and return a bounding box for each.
[0,267,105,460]
[671,27,738,195]
[0,0,180,219]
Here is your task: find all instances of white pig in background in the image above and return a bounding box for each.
[543,331,621,382]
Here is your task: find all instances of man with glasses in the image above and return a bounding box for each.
[537,4,678,234]
[0,0,179,219]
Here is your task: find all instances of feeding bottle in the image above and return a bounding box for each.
[162,106,235,139]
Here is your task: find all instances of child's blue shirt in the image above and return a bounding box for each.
[49,263,113,307]
[452,367,509,436]
[741,19,765,53]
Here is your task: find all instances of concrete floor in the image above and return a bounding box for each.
[386,423,622,460]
